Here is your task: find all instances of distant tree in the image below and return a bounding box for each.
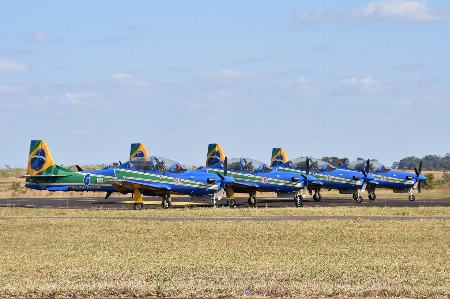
[421,173,436,190]
[339,157,349,165]
[321,156,341,166]
[356,157,364,161]
[391,162,399,169]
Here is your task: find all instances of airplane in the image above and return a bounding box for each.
[107,143,235,209]
[205,144,316,207]
[270,148,374,203]
[339,159,426,201]
[22,140,128,198]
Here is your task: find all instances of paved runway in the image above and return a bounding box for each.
[2,195,450,209]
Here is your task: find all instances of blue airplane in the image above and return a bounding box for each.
[270,148,375,203]
[22,140,127,199]
[339,159,426,201]
[107,143,235,209]
[205,144,316,207]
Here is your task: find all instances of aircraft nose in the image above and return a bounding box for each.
[223,175,234,185]
[306,174,316,183]
[365,174,375,181]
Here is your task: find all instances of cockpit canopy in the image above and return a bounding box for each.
[289,157,336,172]
[226,158,273,173]
[130,156,188,173]
[348,160,390,173]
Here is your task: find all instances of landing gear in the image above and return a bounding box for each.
[353,191,363,203]
[227,187,236,207]
[248,193,257,206]
[368,191,376,201]
[133,203,143,210]
[294,194,303,207]
[313,191,321,201]
[161,195,172,209]
[408,189,415,201]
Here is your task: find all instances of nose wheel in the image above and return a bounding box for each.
[248,194,257,206]
[294,194,303,207]
[368,191,376,200]
[353,192,363,203]
[161,195,172,209]
[227,199,236,207]
[313,191,321,201]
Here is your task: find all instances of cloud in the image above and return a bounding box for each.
[291,0,450,27]
[34,31,59,43]
[0,58,29,72]
[111,72,151,87]
[198,69,270,83]
[65,92,93,99]
[341,75,377,85]
[347,0,450,22]
[84,36,127,44]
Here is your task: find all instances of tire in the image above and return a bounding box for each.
[352,194,358,200]
[313,193,321,201]
[295,196,303,207]
[161,199,170,209]
[134,203,143,210]
[356,195,363,203]
[248,196,256,206]
[409,195,415,201]
[369,192,376,200]
[227,199,235,207]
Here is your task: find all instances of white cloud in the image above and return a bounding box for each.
[33,31,58,43]
[341,75,377,85]
[111,72,151,87]
[392,99,412,105]
[297,77,307,83]
[65,92,93,99]
[347,0,450,22]
[292,0,450,27]
[0,58,29,72]
[198,69,269,83]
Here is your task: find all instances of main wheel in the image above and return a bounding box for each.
[161,199,171,209]
[409,195,415,201]
[313,193,321,201]
[352,194,358,200]
[227,199,235,207]
[356,195,363,203]
[248,196,256,206]
[369,192,376,200]
[133,203,143,210]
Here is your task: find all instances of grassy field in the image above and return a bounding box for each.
[1,212,449,298]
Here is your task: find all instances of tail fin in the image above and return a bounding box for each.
[130,143,149,160]
[27,140,56,176]
[206,143,225,167]
[271,148,288,167]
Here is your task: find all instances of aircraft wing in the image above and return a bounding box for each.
[20,174,73,178]
[108,178,172,191]
[231,181,260,188]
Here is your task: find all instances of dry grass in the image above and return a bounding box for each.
[0,217,449,298]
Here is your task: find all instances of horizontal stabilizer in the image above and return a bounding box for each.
[46,186,70,191]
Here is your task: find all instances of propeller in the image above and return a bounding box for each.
[414,161,423,194]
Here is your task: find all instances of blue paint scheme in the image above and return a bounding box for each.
[270,150,375,202]
[340,160,426,199]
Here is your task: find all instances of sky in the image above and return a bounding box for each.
[1,0,449,168]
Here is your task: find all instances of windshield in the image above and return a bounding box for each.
[171,163,188,173]
[225,158,268,172]
[227,158,242,171]
[289,157,308,169]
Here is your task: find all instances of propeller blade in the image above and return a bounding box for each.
[418,181,422,194]
[414,167,419,177]
[362,170,367,178]
[366,159,370,173]
[216,172,225,181]
[418,161,422,175]
[306,158,310,175]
